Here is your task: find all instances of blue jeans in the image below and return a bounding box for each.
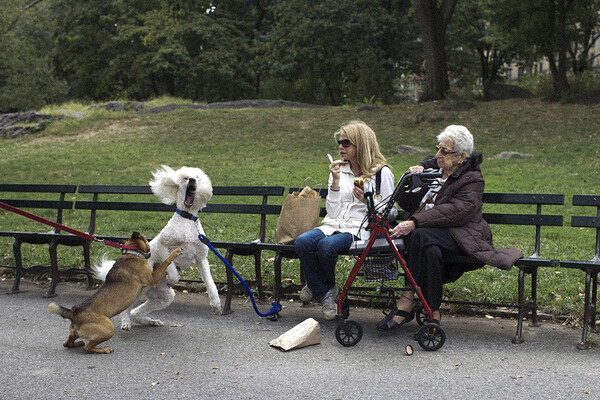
[294,229,354,300]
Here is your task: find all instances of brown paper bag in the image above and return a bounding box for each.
[275,186,321,244]
[268,318,321,351]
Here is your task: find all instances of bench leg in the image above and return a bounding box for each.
[44,240,59,298]
[513,266,526,344]
[529,267,540,327]
[221,250,235,315]
[7,239,24,295]
[253,250,265,300]
[591,272,598,332]
[273,253,283,308]
[578,270,593,350]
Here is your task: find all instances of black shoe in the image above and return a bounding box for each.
[376,307,414,331]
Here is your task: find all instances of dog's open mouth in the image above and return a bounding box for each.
[184,178,196,208]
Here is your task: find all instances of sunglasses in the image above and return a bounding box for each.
[337,139,353,148]
[436,144,456,156]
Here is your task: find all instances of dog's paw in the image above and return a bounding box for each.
[147,318,165,327]
[121,321,132,331]
[211,305,222,315]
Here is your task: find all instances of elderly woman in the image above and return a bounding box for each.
[295,120,397,320]
[377,125,523,331]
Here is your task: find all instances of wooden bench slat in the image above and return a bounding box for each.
[483,213,563,226]
[203,204,282,214]
[75,201,282,215]
[573,195,600,207]
[75,201,172,212]
[482,192,564,205]
[0,184,77,193]
[0,199,74,210]
[77,185,152,195]
[77,185,285,196]
[571,215,600,228]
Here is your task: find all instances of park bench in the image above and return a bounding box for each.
[0,183,94,297]
[559,194,600,349]
[74,184,285,314]
[266,188,563,345]
[8,182,600,348]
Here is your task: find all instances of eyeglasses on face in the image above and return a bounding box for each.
[337,139,353,148]
[436,144,456,156]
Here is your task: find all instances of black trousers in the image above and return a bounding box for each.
[405,227,467,310]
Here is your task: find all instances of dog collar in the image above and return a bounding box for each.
[122,249,150,259]
[176,208,198,221]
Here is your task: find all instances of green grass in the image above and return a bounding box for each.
[1,98,599,319]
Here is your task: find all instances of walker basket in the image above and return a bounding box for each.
[362,255,399,282]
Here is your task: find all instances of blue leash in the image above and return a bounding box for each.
[198,234,281,318]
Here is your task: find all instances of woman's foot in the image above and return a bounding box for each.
[377,293,414,331]
[322,285,339,320]
[299,285,313,302]
[376,307,415,331]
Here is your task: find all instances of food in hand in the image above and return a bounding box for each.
[353,177,371,189]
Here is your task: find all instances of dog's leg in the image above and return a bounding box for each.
[63,326,85,348]
[119,304,134,331]
[197,257,222,315]
[152,248,182,286]
[130,280,175,326]
[80,316,115,354]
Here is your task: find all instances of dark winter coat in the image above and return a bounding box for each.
[397,152,523,270]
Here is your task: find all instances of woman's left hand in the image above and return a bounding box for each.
[353,185,366,204]
[390,220,416,238]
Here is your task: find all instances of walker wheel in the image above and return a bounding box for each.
[415,322,446,351]
[414,303,426,326]
[335,320,363,347]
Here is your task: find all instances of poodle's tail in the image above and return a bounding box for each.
[93,255,115,282]
[47,302,74,320]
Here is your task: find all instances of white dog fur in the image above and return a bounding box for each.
[95,165,221,330]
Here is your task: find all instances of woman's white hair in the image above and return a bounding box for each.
[437,125,474,157]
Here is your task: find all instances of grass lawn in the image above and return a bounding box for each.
[1,98,599,320]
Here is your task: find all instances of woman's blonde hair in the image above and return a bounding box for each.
[335,120,388,177]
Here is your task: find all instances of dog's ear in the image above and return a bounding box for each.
[150,165,179,204]
[196,174,213,209]
[131,231,141,239]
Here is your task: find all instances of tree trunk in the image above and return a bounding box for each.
[547,0,571,100]
[412,0,457,102]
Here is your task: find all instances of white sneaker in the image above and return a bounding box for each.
[299,285,313,302]
[322,285,339,320]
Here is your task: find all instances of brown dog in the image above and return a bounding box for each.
[47,232,181,354]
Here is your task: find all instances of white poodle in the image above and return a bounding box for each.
[95,165,221,330]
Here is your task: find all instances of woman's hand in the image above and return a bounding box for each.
[390,220,416,238]
[352,185,366,204]
[408,165,424,174]
[329,160,345,189]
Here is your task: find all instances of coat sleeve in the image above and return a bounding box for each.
[412,172,484,228]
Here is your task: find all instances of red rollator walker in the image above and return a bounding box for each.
[334,170,447,351]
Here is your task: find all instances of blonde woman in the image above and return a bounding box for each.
[295,121,397,320]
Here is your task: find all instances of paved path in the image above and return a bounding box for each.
[1,278,599,399]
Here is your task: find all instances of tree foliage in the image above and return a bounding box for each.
[0,0,67,110]
[2,0,600,109]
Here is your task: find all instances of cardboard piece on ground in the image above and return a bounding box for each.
[268,318,321,351]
